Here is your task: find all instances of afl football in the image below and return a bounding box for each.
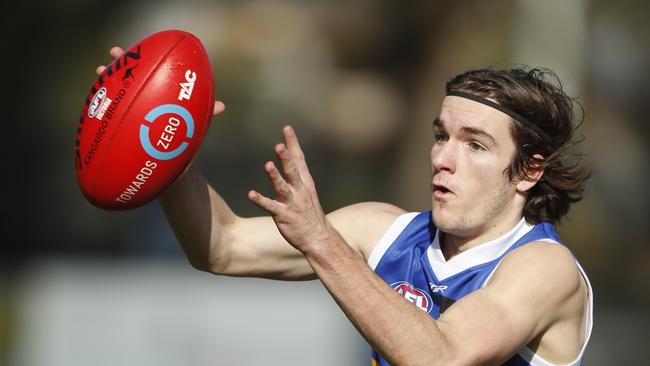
[74,30,214,210]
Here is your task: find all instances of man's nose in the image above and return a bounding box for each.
[431,142,456,174]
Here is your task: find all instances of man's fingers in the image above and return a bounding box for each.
[282,125,316,188]
[95,47,124,76]
[283,126,306,161]
[248,190,280,214]
[213,101,226,116]
[275,143,302,185]
[109,46,124,59]
[265,161,293,198]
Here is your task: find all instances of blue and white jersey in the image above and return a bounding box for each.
[368,211,593,366]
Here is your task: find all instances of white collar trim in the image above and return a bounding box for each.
[427,217,536,280]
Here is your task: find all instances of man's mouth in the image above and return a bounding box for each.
[432,182,454,198]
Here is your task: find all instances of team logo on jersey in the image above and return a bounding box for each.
[391,281,433,313]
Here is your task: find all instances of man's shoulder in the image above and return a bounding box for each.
[504,241,578,275]
[486,241,591,361]
[327,202,407,259]
[488,240,585,318]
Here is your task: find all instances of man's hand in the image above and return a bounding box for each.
[248,125,334,254]
[95,46,226,117]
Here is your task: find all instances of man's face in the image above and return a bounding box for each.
[431,96,521,238]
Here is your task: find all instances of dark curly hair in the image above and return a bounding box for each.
[446,67,590,225]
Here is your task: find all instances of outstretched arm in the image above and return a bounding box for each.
[159,130,402,279]
[159,160,319,279]
[95,47,313,279]
[96,47,403,279]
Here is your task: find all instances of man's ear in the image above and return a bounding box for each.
[516,154,545,193]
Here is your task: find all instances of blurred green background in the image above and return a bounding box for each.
[2,0,649,365]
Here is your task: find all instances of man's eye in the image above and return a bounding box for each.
[469,141,486,152]
[434,133,448,143]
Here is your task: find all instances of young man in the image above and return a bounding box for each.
[99,49,592,365]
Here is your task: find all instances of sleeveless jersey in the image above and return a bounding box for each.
[367,211,593,366]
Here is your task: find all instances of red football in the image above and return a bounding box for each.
[74,30,214,210]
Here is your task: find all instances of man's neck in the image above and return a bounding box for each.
[440,215,524,261]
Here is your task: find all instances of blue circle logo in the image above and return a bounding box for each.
[139,104,195,160]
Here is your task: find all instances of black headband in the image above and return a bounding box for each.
[446,90,551,142]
